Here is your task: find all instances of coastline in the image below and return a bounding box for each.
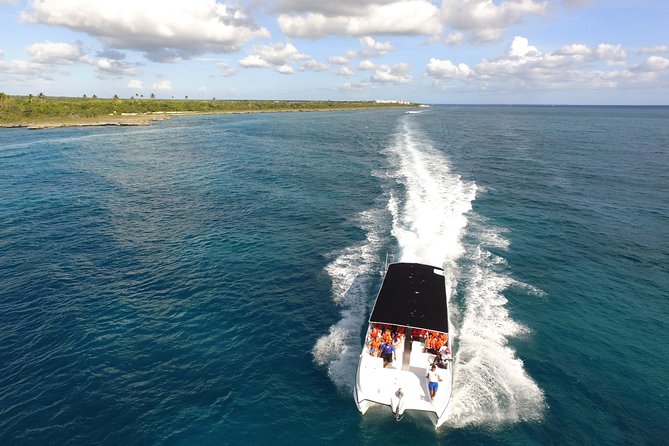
[0,106,417,130]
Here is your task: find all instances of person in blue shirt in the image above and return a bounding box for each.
[380,341,396,368]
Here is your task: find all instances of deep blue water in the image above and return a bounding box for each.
[1,106,667,445]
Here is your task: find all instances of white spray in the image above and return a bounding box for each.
[315,115,545,426]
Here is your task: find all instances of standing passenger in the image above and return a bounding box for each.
[426,364,443,399]
[380,341,396,368]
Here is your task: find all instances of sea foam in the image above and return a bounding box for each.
[315,114,545,426]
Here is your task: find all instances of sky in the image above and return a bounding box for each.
[0,0,668,104]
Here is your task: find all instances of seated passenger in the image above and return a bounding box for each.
[382,329,392,345]
[370,325,381,341]
[369,335,382,357]
[434,344,452,369]
[393,326,405,345]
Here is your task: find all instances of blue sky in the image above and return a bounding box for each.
[0,0,667,104]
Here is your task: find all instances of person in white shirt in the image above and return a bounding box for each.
[426,364,442,399]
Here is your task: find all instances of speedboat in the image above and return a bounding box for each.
[354,262,453,428]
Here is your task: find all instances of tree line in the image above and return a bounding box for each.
[0,93,414,124]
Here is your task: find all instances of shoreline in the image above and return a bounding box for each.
[0,106,415,130]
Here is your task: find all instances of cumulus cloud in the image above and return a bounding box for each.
[340,80,370,90]
[358,59,376,70]
[371,62,412,84]
[336,66,355,77]
[441,0,548,42]
[152,80,173,91]
[557,43,592,56]
[595,43,626,62]
[127,79,143,89]
[95,58,140,77]
[216,61,237,77]
[300,59,329,71]
[425,36,669,91]
[239,42,313,74]
[359,36,393,57]
[426,57,472,79]
[278,0,441,38]
[0,58,52,79]
[640,45,669,54]
[638,56,669,72]
[26,41,87,64]
[328,54,353,65]
[444,31,464,45]
[21,0,270,62]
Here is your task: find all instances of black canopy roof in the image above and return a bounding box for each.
[369,262,449,333]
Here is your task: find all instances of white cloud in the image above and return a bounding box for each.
[328,55,352,65]
[278,1,441,38]
[239,42,311,74]
[426,57,472,79]
[127,79,143,89]
[425,36,668,91]
[371,62,412,84]
[336,66,355,77]
[216,61,237,77]
[152,80,173,91]
[0,58,52,79]
[238,54,270,68]
[640,45,669,54]
[444,32,464,45]
[358,59,376,70]
[639,56,669,72]
[26,41,87,64]
[300,59,328,71]
[359,36,393,57]
[557,43,592,56]
[95,58,139,77]
[595,43,627,62]
[440,0,548,42]
[509,36,541,58]
[340,80,370,90]
[21,0,270,62]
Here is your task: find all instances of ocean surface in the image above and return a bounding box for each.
[1,105,667,445]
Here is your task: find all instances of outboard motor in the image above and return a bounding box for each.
[390,388,405,421]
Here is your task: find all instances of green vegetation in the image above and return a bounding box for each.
[0,93,415,127]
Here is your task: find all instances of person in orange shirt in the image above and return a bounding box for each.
[370,325,380,341]
[369,335,382,357]
[382,329,392,345]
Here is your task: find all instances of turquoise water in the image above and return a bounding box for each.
[1,106,667,445]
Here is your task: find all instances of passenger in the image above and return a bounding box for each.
[394,326,405,345]
[426,364,443,399]
[379,341,396,368]
[369,335,382,357]
[370,325,381,341]
[434,344,451,369]
[433,335,444,351]
[382,329,392,345]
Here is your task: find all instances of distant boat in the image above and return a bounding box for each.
[354,262,453,428]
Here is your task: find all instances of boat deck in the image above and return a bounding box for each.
[357,339,452,417]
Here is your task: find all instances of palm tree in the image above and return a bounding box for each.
[150,93,155,99]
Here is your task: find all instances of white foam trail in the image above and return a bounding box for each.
[448,243,545,426]
[312,207,386,391]
[384,117,545,426]
[317,115,545,426]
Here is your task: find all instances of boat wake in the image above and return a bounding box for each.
[314,115,545,426]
